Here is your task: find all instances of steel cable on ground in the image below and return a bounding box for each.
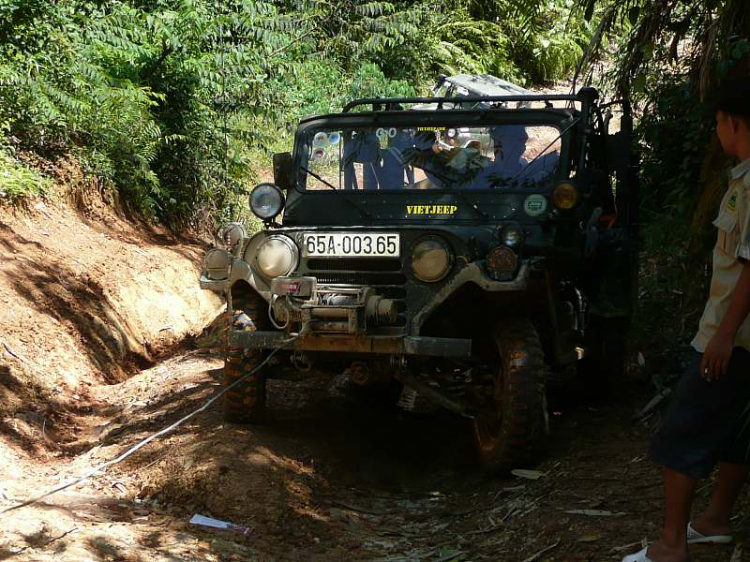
[0,336,298,515]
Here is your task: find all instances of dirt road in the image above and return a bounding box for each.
[1,347,746,562]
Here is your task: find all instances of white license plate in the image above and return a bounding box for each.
[302,233,400,258]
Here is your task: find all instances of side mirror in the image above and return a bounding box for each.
[432,75,447,96]
[273,152,293,191]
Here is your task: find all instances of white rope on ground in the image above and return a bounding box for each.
[0,336,298,516]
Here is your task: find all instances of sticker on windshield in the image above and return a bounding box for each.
[313,132,328,147]
[407,205,458,216]
[376,128,387,140]
[524,194,548,217]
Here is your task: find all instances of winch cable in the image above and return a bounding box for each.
[0,335,299,516]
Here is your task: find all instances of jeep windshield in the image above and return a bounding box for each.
[298,123,562,191]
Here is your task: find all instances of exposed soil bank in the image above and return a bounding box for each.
[0,178,222,481]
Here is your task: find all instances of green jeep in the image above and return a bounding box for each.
[200,88,639,472]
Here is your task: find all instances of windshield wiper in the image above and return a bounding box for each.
[300,166,373,220]
[511,118,580,182]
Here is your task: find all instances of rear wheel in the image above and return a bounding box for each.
[472,319,546,473]
[223,293,267,424]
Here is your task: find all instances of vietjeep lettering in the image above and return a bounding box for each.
[406,205,458,215]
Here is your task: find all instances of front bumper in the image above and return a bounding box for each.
[200,275,227,293]
[229,330,473,358]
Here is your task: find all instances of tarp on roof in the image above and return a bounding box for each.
[446,74,532,97]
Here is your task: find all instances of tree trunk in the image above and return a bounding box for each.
[689,135,731,257]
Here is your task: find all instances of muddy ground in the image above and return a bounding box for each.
[1,348,748,562]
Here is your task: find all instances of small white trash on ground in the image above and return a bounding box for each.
[190,513,251,536]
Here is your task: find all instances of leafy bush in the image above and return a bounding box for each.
[0,151,51,201]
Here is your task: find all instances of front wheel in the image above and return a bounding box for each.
[223,294,267,424]
[472,319,546,473]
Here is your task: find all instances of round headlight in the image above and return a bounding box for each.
[218,222,246,250]
[411,238,452,283]
[202,248,232,280]
[499,224,524,248]
[553,181,579,210]
[250,183,285,220]
[254,235,298,279]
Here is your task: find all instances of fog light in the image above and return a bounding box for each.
[218,222,246,250]
[411,238,452,282]
[553,181,579,210]
[486,246,518,280]
[202,248,232,280]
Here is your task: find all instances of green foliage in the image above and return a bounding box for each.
[0,0,597,225]
[0,152,51,201]
[637,79,714,215]
[428,13,521,80]
[576,0,749,248]
[278,60,415,124]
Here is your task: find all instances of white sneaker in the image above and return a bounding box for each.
[621,547,653,562]
[687,521,733,544]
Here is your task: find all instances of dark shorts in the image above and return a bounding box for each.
[650,347,750,480]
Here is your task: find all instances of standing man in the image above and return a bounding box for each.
[625,76,750,562]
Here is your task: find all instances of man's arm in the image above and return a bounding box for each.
[702,260,750,380]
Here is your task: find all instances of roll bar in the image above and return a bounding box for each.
[342,89,598,113]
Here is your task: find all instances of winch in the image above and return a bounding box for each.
[269,276,398,334]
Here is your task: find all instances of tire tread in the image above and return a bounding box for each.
[474,318,546,473]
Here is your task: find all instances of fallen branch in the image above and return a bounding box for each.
[632,388,672,421]
[521,540,561,562]
[565,509,627,517]
[2,341,29,364]
[9,526,79,554]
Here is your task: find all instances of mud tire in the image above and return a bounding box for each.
[472,318,546,473]
[223,294,267,424]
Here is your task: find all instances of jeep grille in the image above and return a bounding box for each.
[304,258,407,326]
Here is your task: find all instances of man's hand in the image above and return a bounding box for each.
[701,331,735,381]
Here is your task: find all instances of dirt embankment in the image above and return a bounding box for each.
[0,164,222,472]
